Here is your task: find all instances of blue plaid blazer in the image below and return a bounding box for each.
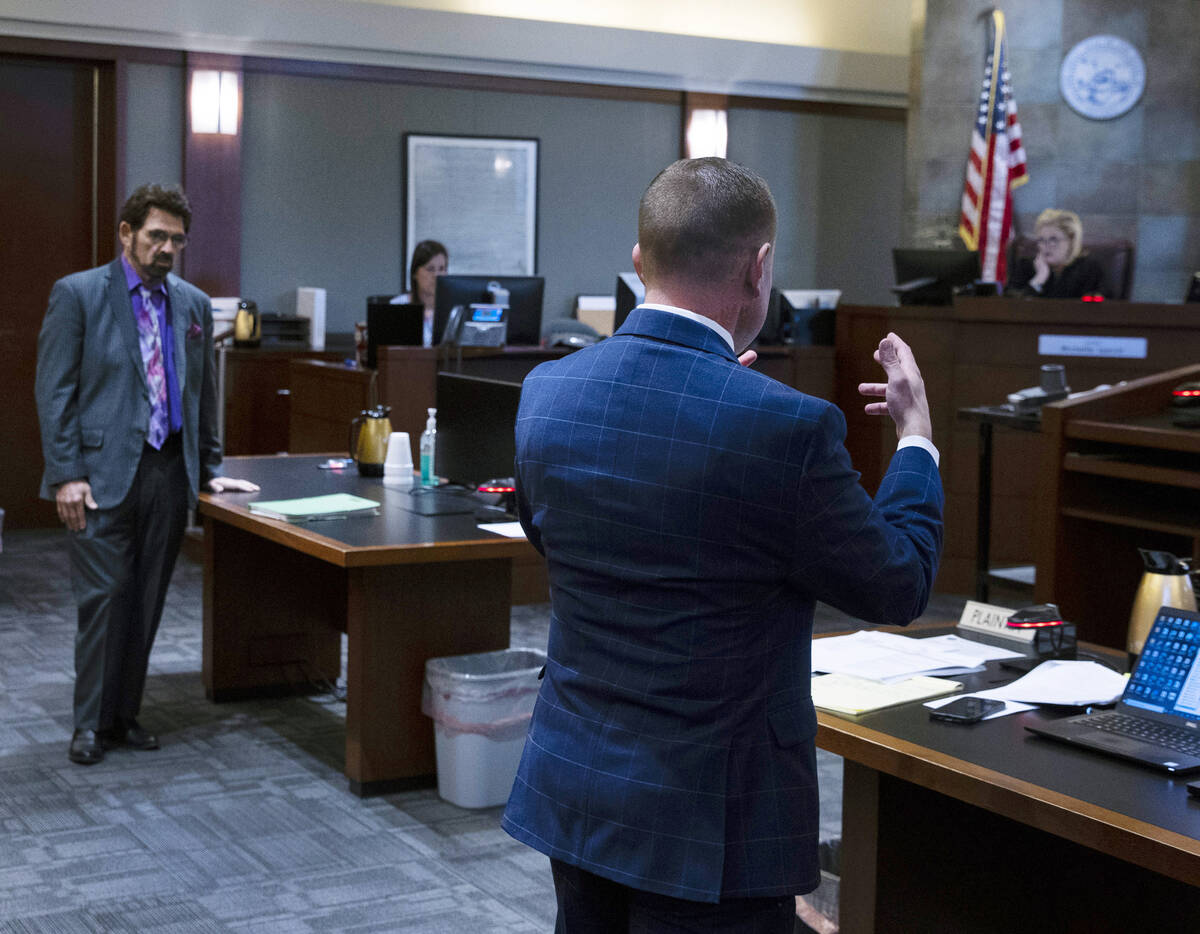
[501,307,943,903]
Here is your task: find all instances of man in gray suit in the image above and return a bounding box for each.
[36,183,258,765]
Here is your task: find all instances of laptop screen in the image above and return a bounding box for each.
[1124,608,1200,721]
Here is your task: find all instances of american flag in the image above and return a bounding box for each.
[958,9,1028,283]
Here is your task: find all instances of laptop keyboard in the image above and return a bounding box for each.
[1086,712,1200,757]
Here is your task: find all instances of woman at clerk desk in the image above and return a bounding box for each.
[1007,208,1108,299]
[391,239,448,346]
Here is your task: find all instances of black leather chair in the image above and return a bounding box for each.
[1008,236,1135,299]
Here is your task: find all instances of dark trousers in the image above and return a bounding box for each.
[551,860,797,934]
[67,437,188,731]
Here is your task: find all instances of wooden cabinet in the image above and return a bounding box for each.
[287,359,372,454]
[1035,364,1200,648]
[220,347,341,455]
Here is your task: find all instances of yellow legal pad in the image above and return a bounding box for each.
[811,672,962,716]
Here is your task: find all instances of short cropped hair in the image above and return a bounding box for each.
[1035,209,1083,264]
[408,239,449,291]
[638,158,776,285]
[120,184,192,232]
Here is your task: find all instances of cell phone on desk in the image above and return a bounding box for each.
[929,697,1005,723]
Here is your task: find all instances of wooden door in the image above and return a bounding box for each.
[0,55,115,527]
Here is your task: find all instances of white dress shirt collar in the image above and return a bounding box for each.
[638,303,735,352]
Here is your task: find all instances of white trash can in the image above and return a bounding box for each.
[421,647,546,808]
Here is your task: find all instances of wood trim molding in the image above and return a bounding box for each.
[0,34,182,66]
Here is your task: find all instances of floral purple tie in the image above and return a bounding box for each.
[137,286,169,449]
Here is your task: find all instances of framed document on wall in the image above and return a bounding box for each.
[404,134,539,276]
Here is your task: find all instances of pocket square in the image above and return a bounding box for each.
[187,323,203,340]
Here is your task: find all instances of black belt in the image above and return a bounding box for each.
[145,432,183,455]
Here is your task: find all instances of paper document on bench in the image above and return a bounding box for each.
[925,693,1035,719]
[478,521,526,538]
[812,630,1021,683]
[987,659,1128,706]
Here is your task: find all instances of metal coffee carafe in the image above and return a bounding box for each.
[349,405,392,477]
[233,300,261,347]
[1128,548,1196,663]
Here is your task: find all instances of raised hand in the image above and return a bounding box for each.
[857,332,933,441]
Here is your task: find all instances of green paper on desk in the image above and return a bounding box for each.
[248,493,380,521]
[812,672,962,715]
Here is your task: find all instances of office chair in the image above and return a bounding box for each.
[1008,236,1136,299]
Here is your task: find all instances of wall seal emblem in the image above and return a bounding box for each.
[1060,35,1145,120]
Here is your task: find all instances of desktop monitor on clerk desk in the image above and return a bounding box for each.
[434,275,545,346]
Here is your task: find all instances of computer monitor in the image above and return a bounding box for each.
[891,249,981,306]
[365,296,423,368]
[434,372,523,489]
[614,268,652,333]
[613,272,645,334]
[777,289,840,345]
[434,275,545,346]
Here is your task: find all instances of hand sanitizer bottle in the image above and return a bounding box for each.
[420,407,437,487]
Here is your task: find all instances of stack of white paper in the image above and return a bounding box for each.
[988,660,1128,706]
[925,660,1128,720]
[812,631,1022,683]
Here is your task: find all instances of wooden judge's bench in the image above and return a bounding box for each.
[835,297,1200,646]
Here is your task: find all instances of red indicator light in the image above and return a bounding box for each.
[1006,618,1064,629]
[478,484,515,494]
[1174,389,1200,398]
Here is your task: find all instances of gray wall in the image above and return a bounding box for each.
[906,0,1200,302]
[121,64,908,334]
[240,72,680,335]
[122,62,184,211]
[731,108,905,306]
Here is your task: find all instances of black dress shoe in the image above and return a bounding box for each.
[109,718,159,750]
[68,729,105,765]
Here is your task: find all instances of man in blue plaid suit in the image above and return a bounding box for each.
[502,158,943,932]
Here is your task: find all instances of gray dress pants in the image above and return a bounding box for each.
[67,435,188,731]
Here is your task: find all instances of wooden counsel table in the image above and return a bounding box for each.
[198,454,535,796]
[818,630,1200,933]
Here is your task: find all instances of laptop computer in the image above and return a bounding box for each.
[1026,606,1200,773]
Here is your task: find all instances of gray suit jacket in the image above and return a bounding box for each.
[36,258,222,509]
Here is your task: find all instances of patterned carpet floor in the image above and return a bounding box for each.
[0,528,965,931]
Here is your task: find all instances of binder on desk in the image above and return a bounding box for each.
[812,673,962,716]
[248,493,380,522]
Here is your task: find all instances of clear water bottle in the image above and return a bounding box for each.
[420,407,437,487]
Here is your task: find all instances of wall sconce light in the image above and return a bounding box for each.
[685,108,728,159]
[191,70,240,135]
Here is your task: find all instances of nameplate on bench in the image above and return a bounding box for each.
[956,600,1035,643]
